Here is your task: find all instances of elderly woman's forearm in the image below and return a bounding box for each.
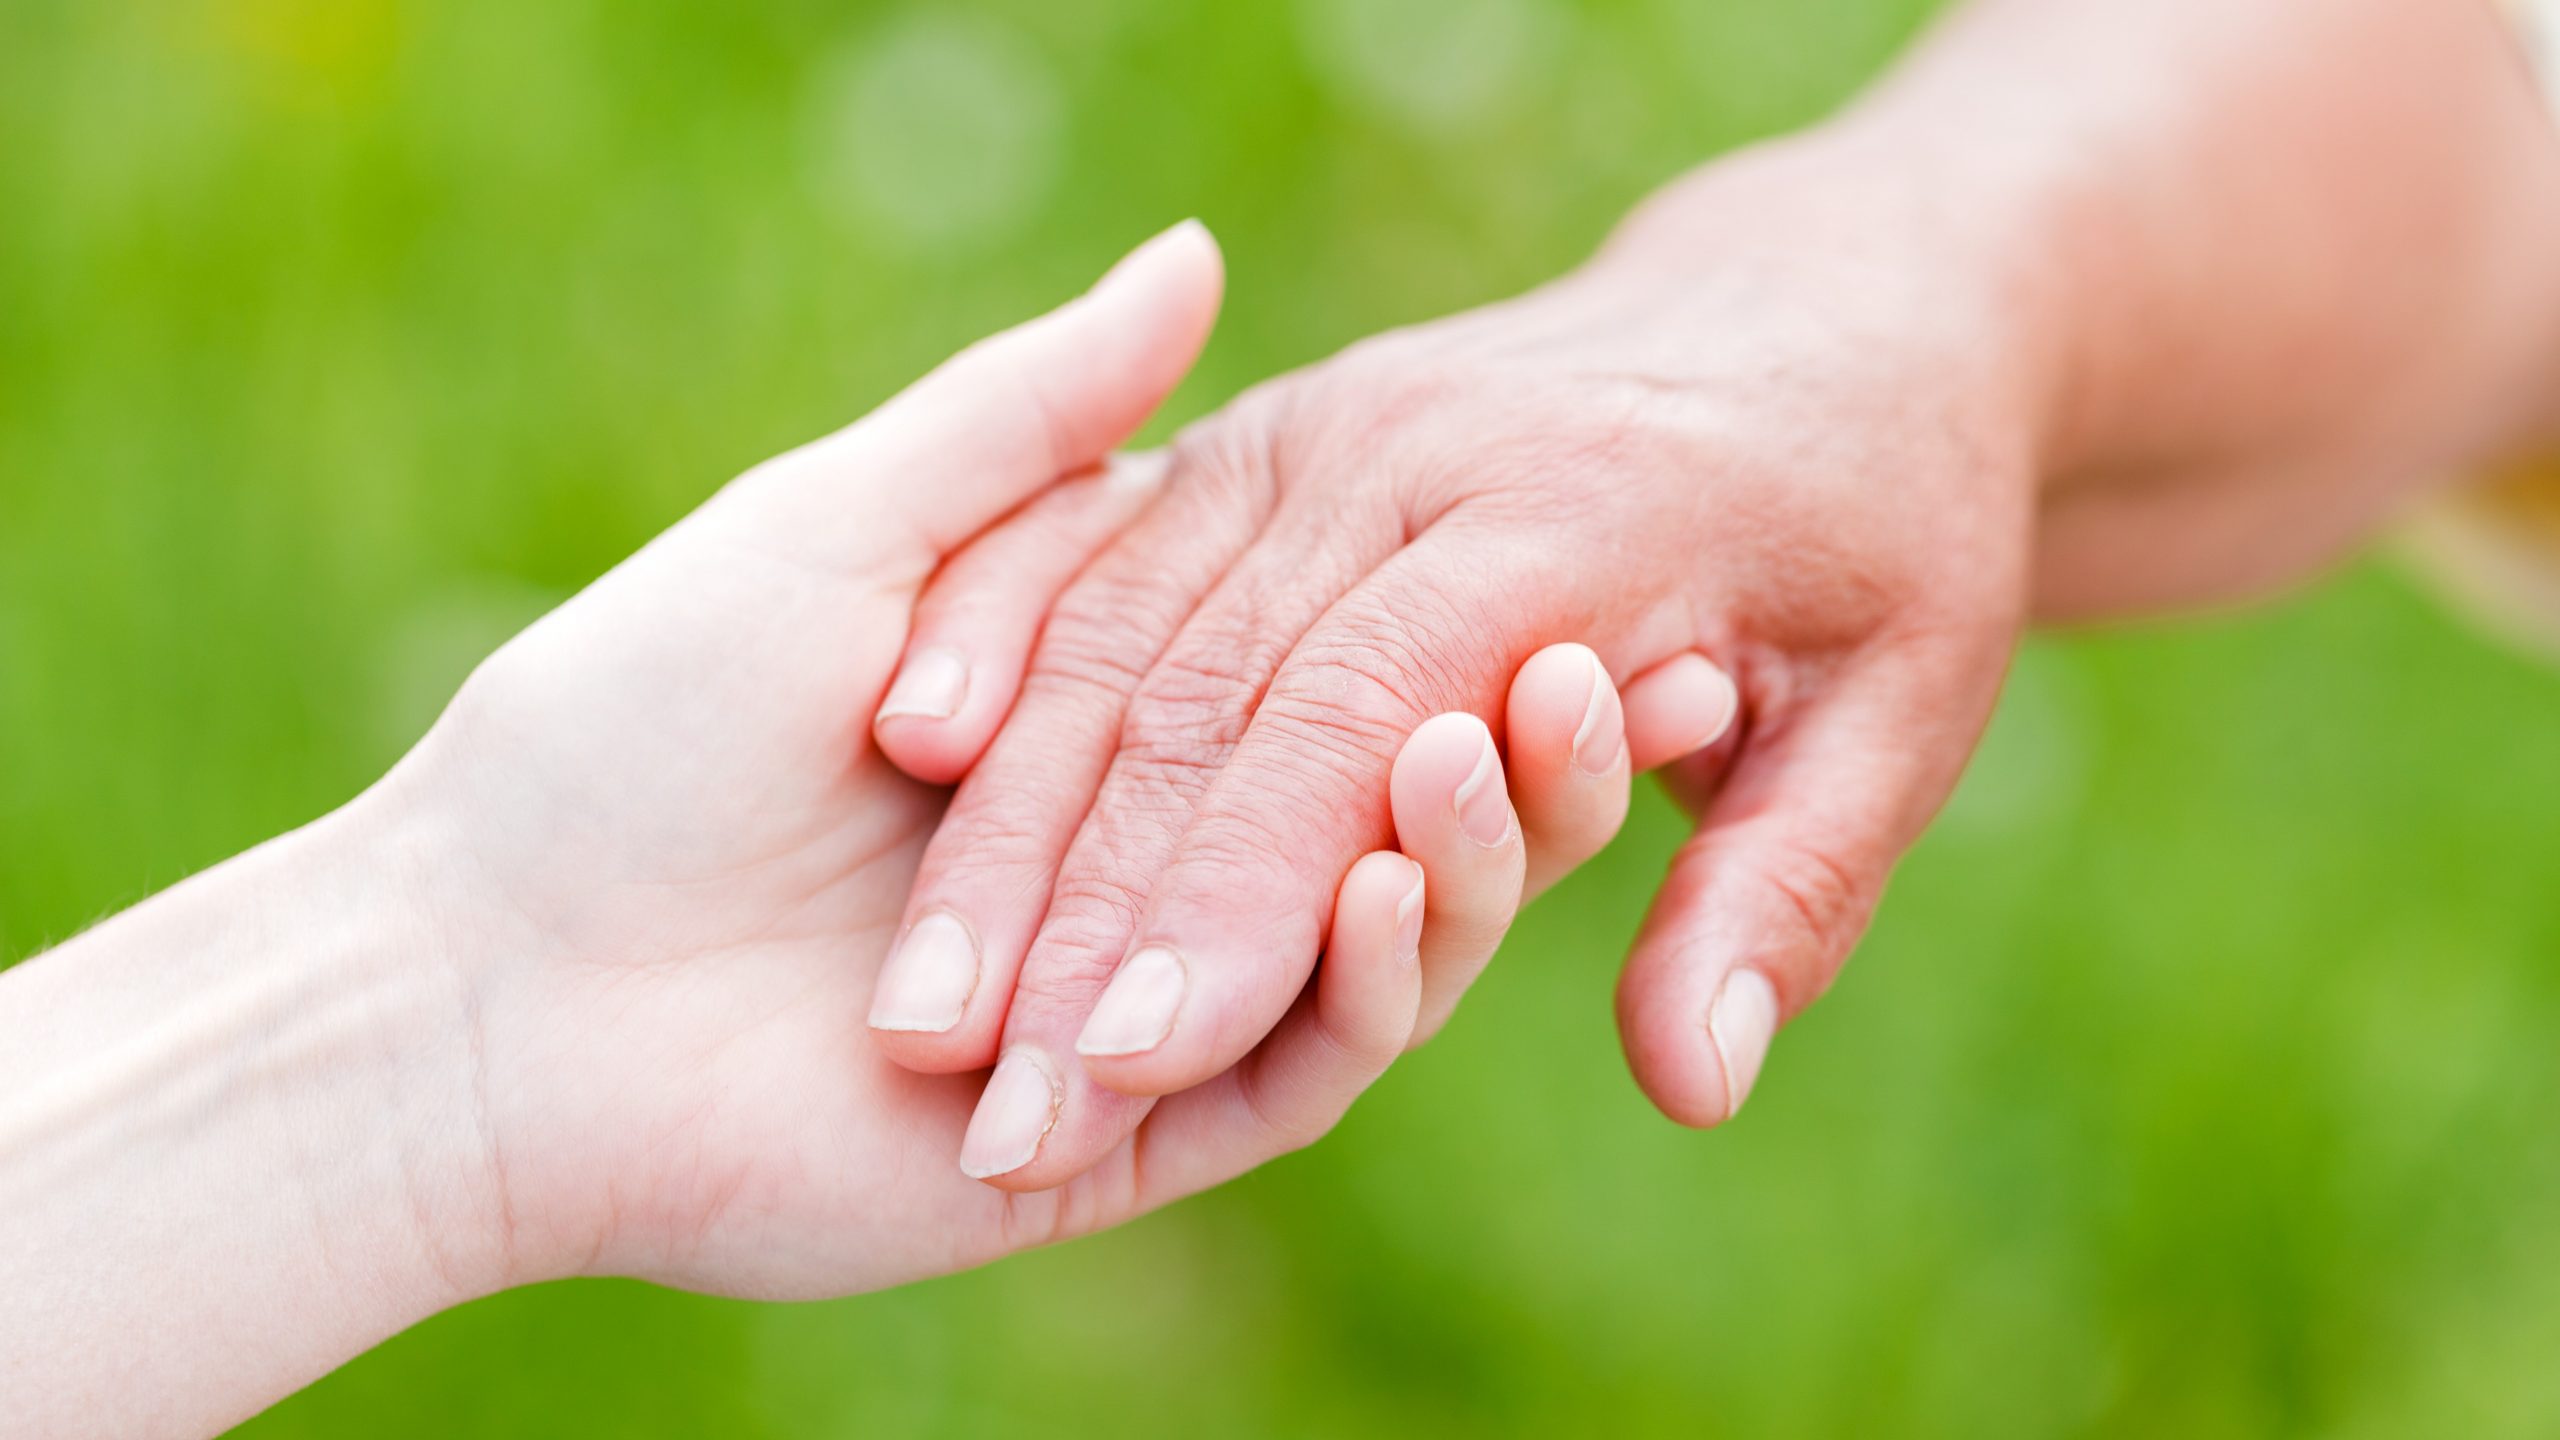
[1612,0,2560,503]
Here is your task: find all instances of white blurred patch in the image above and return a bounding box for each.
[1934,642,2090,843]
[371,576,563,755]
[1295,0,1567,138]
[805,13,1065,251]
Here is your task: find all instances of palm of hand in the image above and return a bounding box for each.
[373,224,1247,1295]
[395,513,1021,1295]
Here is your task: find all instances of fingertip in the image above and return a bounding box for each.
[1705,966,1779,1119]
[1142,218,1225,302]
[1316,849,1427,1067]
[1623,964,1775,1131]
[1389,711,1529,1049]
[1617,824,1814,1132]
[1504,642,1633,898]
[873,717,968,786]
[873,646,991,785]
[1506,643,1623,778]
[1622,652,1739,773]
[867,908,1013,1073]
[957,1048,1066,1186]
[874,706,1004,788]
[870,1024,1002,1076]
[1121,849,1418,1211]
[1335,849,1427,971]
[1616,954,1739,1130]
[1391,712,1508,851]
[1091,218,1225,375]
[877,451,1172,787]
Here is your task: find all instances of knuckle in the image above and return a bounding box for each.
[1012,871,1153,1012]
[1099,743,1230,835]
[922,829,1053,908]
[1259,663,1418,764]
[1119,646,1264,761]
[1023,577,1178,706]
[1042,866,1148,947]
[1263,593,1487,752]
[926,780,1087,902]
[1163,822,1288,896]
[1012,927,1128,1016]
[1758,840,1875,969]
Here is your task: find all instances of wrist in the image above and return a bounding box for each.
[0,794,519,1431]
[253,795,528,1309]
[1583,125,2086,492]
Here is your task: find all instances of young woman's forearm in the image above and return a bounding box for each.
[0,802,504,1439]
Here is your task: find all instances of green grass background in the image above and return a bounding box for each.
[8,0,2560,1433]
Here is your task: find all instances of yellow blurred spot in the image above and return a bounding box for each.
[205,0,401,108]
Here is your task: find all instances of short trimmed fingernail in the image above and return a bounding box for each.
[880,646,969,722]
[1075,945,1187,1057]
[1393,868,1426,968]
[1679,655,1741,754]
[1571,651,1625,776]
[960,1049,1062,1179]
[1452,728,1510,847]
[868,912,980,1033]
[1705,967,1779,1121]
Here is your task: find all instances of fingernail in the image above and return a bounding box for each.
[879,646,969,722]
[1452,728,1511,847]
[1678,655,1741,755]
[959,1049,1062,1180]
[1705,968,1779,1121]
[1075,945,1187,1057]
[867,912,979,1033]
[1571,650,1625,776]
[1393,868,1426,968]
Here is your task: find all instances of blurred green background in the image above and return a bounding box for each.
[8,0,2560,1433]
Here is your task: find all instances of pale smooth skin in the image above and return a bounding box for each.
[873,0,2560,1188]
[0,232,1661,1438]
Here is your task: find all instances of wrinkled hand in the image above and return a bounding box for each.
[867,154,2045,1189]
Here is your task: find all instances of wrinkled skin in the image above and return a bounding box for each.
[356,226,1642,1301]
[876,152,2048,1187]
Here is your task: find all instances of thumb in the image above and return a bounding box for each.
[717,220,1224,576]
[1615,653,1995,1128]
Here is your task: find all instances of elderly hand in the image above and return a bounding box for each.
[864,143,2050,1190]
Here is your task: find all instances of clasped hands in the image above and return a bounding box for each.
[393,183,2041,1299]
[853,201,2033,1192]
